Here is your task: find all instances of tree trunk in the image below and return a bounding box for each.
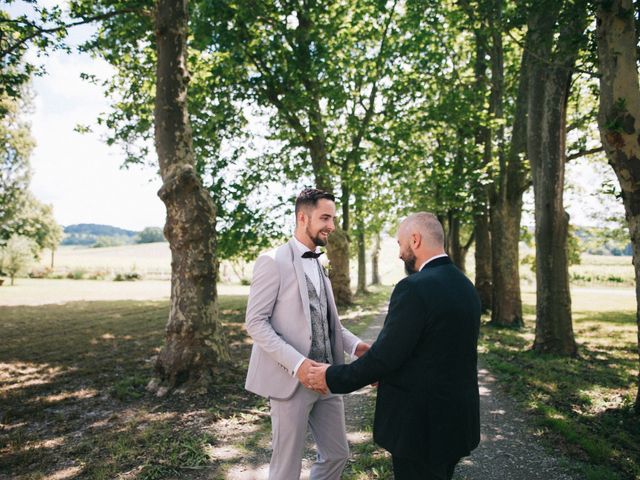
[341,161,350,233]
[50,248,55,269]
[490,198,524,327]
[596,0,640,413]
[527,0,587,356]
[308,127,332,196]
[371,230,381,286]
[327,226,351,305]
[355,193,367,294]
[148,0,230,397]
[470,25,492,312]
[446,211,472,274]
[474,209,492,312]
[447,212,465,272]
[309,118,351,306]
[489,36,529,328]
[355,198,367,295]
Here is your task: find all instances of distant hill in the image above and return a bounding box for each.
[61,223,139,246]
[64,224,139,237]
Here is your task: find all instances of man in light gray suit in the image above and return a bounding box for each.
[245,188,369,480]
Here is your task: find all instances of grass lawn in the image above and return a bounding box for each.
[0,278,252,306]
[0,286,392,479]
[480,304,640,480]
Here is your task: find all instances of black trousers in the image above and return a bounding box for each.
[392,455,460,480]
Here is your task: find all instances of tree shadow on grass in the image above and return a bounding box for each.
[0,297,270,479]
[480,307,639,479]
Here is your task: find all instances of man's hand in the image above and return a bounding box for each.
[354,342,371,358]
[296,358,322,390]
[308,363,330,394]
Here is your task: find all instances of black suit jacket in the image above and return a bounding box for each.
[326,256,481,463]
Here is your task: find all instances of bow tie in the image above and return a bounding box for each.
[302,251,324,259]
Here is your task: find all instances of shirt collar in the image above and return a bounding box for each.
[418,253,449,272]
[293,236,320,257]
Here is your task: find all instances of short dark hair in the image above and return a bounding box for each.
[295,188,335,216]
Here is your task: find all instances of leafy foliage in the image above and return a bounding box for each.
[0,92,34,240]
[0,234,36,284]
[136,226,164,244]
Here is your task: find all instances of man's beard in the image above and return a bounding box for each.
[403,250,418,275]
[307,225,329,246]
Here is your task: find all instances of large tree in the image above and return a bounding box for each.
[0,86,62,259]
[204,0,405,305]
[486,4,529,329]
[146,0,230,395]
[595,0,640,413]
[457,0,530,326]
[4,0,252,393]
[527,0,588,355]
[0,92,33,241]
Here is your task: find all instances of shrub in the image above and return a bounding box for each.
[114,272,142,282]
[136,227,165,244]
[0,235,38,285]
[88,270,109,280]
[29,267,53,279]
[67,268,87,280]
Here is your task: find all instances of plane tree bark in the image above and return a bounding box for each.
[148,0,230,396]
[527,0,588,355]
[595,0,640,413]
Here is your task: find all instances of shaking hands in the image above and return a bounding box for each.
[296,358,330,394]
[296,342,372,395]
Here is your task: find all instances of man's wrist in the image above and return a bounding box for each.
[292,356,306,377]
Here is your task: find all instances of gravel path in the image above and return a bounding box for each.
[455,364,580,479]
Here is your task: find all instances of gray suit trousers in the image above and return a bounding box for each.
[269,385,349,480]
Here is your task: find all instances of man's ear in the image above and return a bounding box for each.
[412,232,422,249]
[297,209,307,225]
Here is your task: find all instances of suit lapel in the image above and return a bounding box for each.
[288,239,311,325]
[322,269,339,334]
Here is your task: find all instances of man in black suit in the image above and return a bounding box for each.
[307,212,481,479]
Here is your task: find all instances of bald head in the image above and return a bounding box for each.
[399,212,445,249]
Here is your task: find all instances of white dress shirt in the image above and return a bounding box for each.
[418,253,449,272]
[291,236,360,376]
[293,236,322,293]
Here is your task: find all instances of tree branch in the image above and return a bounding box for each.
[504,28,599,79]
[566,146,604,162]
[463,230,476,251]
[1,8,146,59]
[248,51,309,143]
[348,0,399,158]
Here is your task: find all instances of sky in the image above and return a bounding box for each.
[28,50,165,231]
[13,2,625,232]
[17,4,166,232]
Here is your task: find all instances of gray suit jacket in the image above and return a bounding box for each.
[245,238,361,400]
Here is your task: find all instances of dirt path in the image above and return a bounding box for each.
[455,365,580,479]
